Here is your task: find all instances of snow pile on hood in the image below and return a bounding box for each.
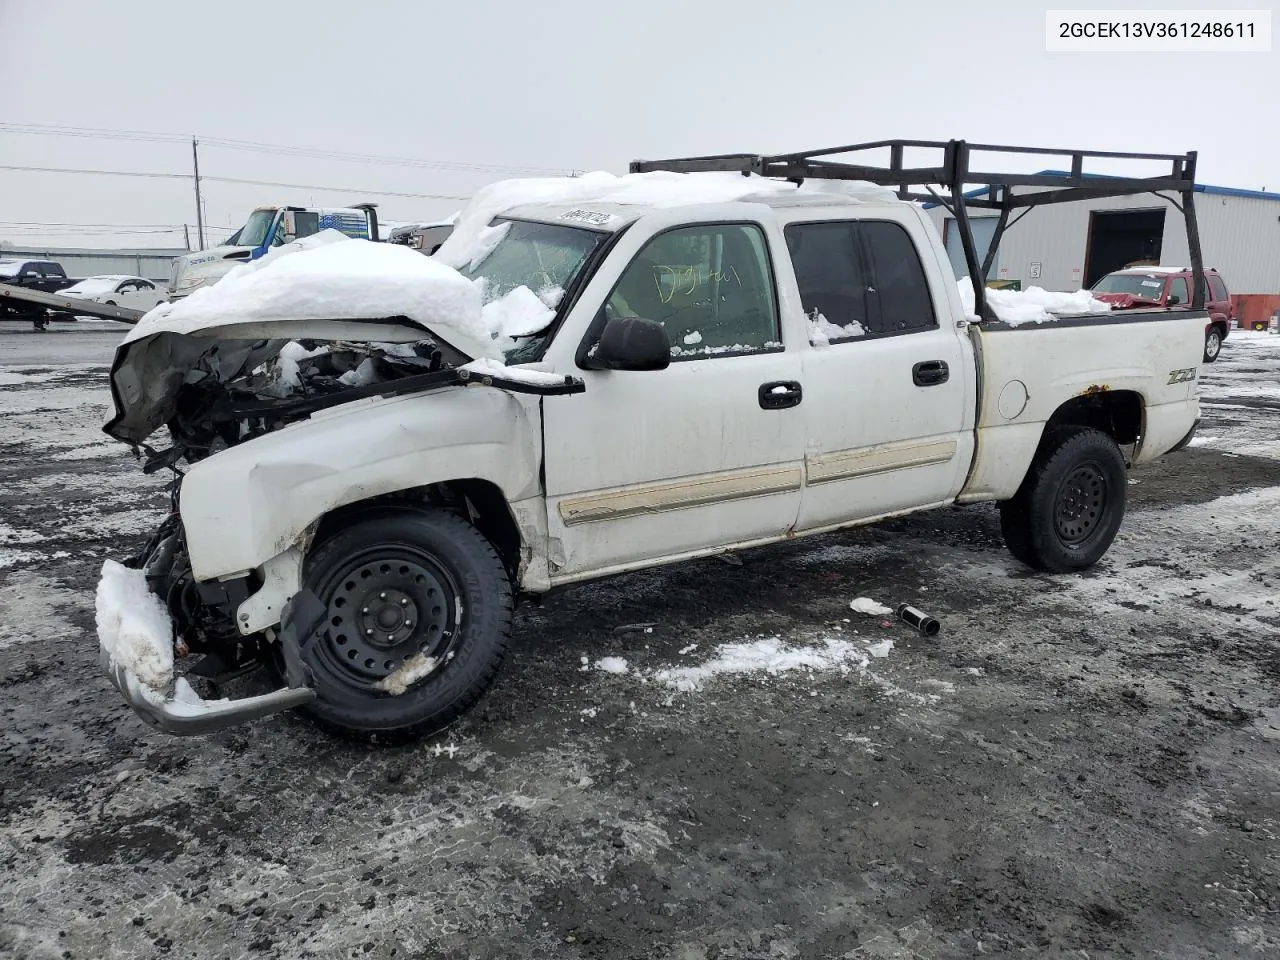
[435,170,898,270]
[95,559,174,692]
[129,230,486,344]
[959,277,1113,326]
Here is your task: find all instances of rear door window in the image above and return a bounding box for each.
[784,221,869,344]
[1208,275,1229,303]
[859,222,937,335]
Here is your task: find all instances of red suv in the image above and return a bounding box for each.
[1091,266,1234,362]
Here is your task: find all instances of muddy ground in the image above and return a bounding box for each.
[1,324,1278,960]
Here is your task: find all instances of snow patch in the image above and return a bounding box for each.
[809,310,866,344]
[653,636,873,692]
[595,656,630,675]
[463,221,512,271]
[959,278,1112,326]
[850,597,892,616]
[95,559,173,692]
[457,356,573,387]
[374,654,441,696]
[478,284,555,339]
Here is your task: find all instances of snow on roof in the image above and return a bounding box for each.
[434,170,900,270]
[1113,265,1184,274]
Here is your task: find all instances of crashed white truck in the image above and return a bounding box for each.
[97,140,1206,741]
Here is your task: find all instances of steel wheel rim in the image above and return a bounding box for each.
[312,546,463,693]
[1206,331,1221,359]
[1054,462,1108,546]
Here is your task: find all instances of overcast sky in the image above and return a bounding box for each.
[1,0,1275,250]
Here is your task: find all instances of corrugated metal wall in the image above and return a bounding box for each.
[926,192,1280,295]
[0,246,186,283]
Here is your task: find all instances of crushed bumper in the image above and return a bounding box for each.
[97,558,323,736]
[99,647,316,735]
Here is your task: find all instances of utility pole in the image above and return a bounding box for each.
[192,136,205,251]
[183,223,191,250]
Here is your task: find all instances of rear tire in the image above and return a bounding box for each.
[298,508,512,741]
[999,427,1127,573]
[1203,327,1222,363]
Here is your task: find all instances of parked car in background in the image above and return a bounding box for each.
[59,275,166,313]
[1091,266,1233,362]
[0,259,76,329]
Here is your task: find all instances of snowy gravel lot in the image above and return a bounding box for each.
[2,323,1279,960]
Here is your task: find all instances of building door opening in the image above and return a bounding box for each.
[1084,209,1166,287]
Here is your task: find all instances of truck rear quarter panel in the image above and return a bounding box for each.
[959,312,1204,502]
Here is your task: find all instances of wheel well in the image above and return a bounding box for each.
[309,480,523,579]
[1044,390,1143,446]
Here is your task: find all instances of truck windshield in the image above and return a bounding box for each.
[1092,274,1166,298]
[457,218,604,307]
[235,209,278,248]
[456,219,607,360]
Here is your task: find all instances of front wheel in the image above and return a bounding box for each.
[999,427,1127,573]
[1203,327,1222,363]
[298,508,513,741]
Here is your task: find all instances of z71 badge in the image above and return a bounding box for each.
[1167,367,1197,385]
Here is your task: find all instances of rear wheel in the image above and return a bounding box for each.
[298,508,512,741]
[1203,326,1222,363]
[999,427,1127,573]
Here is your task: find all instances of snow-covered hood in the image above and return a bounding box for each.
[104,231,558,445]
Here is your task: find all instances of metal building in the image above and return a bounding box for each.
[0,244,186,283]
[926,176,1280,300]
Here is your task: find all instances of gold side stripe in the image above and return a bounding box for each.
[806,439,957,485]
[558,464,804,525]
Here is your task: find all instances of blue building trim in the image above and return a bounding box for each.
[924,171,1280,208]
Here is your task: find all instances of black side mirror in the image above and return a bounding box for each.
[1168,295,1181,305]
[590,316,671,371]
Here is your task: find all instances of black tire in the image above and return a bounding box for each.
[1203,326,1223,363]
[999,427,1127,573]
[298,508,512,741]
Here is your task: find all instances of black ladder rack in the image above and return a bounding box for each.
[631,139,1204,323]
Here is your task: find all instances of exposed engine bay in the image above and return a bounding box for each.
[105,330,470,473]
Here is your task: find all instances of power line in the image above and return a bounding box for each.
[0,163,471,200]
[203,174,468,200]
[0,120,573,176]
[0,163,189,180]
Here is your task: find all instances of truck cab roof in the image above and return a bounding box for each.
[501,189,906,232]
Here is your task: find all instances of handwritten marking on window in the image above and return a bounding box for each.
[651,264,742,304]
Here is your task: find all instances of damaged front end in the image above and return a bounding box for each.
[98,325,468,732]
[97,321,577,735]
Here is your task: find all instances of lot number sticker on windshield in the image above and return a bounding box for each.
[559,209,615,227]
[1141,280,1163,288]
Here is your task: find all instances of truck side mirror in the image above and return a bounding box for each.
[590,316,671,371]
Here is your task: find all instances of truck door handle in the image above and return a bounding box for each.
[912,360,949,387]
[759,381,802,410]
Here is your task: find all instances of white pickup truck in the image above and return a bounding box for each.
[96,140,1205,741]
